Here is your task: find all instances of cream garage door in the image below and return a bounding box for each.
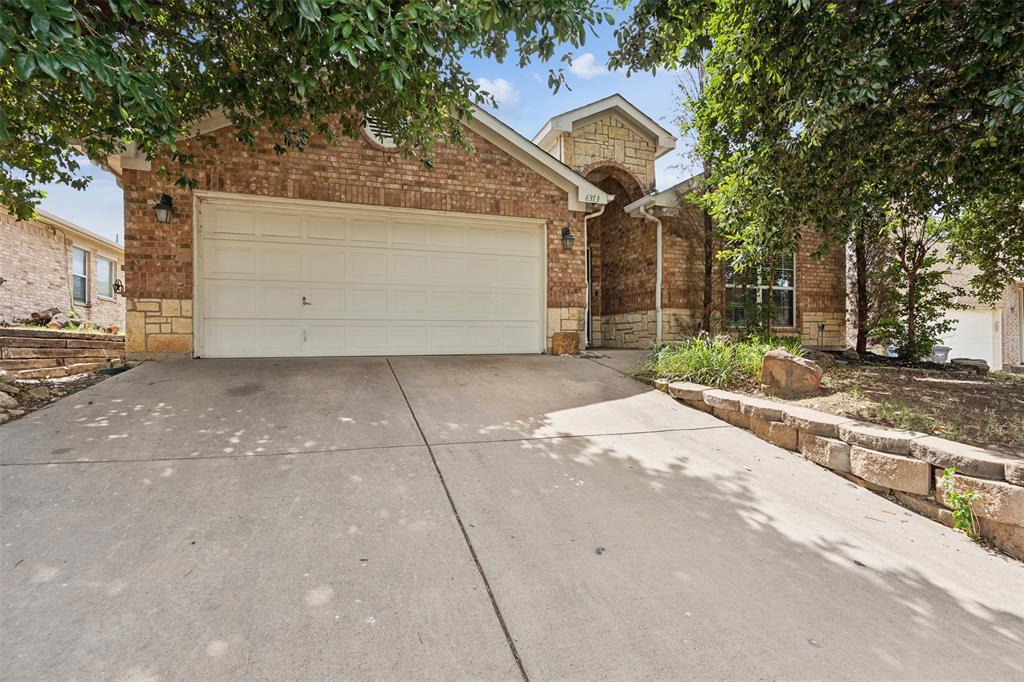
[941,308,1001,370]
[196,198,545,357]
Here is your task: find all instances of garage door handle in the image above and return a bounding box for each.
[302,296,311,306]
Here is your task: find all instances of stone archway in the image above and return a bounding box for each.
[583,164,656,348]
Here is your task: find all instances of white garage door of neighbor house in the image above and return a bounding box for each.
[196,197,545,358]
[941,308,1001,370]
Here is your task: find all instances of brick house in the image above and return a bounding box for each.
[0,209,125,329]
[102,94,847,359]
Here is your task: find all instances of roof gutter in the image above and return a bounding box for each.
[582,203,608,347]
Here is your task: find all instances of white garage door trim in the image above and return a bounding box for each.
[192,192,547,358]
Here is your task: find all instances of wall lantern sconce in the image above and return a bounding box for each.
[113,279,125,296]
[154,194,174,224]
[561,226,575,250]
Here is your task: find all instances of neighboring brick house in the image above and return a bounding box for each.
[0,209,125,329]
[101,93,847,359]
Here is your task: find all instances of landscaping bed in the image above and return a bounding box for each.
[643,338,1024,455]
[758,364,1024,455]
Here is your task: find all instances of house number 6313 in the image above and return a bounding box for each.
[584,193,603,203]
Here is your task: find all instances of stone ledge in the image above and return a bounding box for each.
[703,389,742,412]
[737,395,789,422]
[667,381,709,401]
[936,472,1024,527]
[850,446,932,496]
[783,406,855,438]
[839,421,926,456]
[911,436,1015,480]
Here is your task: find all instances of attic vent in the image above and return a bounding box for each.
[364,117,398,150]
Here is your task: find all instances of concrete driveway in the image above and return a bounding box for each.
[2,354,1022,680]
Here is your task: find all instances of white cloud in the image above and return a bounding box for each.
[569,52,608,79]
[477,77,521,110]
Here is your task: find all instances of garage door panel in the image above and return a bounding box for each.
[205,243,257,277]
[348,217,387,244]
[207,206,256,236]
[303,287,347,316]
[205,321,303,357]
[199,199,543,357]
[351,253,388,281]
[389,253,428,282]
[261,247,303,278]
[262,212,302,238]
[304,324,347,354]
[308,215,348,241]
[307,250,346,282]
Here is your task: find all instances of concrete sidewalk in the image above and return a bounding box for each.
[2,355,1023,680]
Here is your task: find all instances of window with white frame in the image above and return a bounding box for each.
[724,254,796,328]
[72,247,88,304]
[97,256,115,298]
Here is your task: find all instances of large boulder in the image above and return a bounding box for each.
[761,349,823,397]
[803,350,837,368]
[950,358,989,376]
[550,331,579,356]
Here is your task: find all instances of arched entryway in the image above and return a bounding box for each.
[582,165,654,348]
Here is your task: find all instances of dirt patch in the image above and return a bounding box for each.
[737,366,1024,455]
[0,371,116,425]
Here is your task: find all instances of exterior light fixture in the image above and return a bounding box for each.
[561,226,575,250]
[113,279,125,296]
[154,194,174,223]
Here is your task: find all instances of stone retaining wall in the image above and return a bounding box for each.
[654,379,1024,561]
[0,327,125,378]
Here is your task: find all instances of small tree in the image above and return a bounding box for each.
[871,216,965,360]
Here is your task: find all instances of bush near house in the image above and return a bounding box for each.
[644,334,803,388]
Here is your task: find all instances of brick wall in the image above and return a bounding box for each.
[560,113,657,190]
[121,123,588,356]
[629,211,848,349]
[0,210,124,329]
[1,211,69,323]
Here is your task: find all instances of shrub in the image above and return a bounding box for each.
[646,334,803,388]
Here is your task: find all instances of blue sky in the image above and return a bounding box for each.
[36,6,694,243]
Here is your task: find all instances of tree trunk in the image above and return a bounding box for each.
[905,274,917,360]
[854,224,869,354]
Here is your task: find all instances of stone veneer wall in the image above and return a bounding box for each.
[121,123,589,357]
[559,113,657,190]
[125,298,193,358]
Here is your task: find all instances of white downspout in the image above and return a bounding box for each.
[583,204,607,348]
[638,204,664,344]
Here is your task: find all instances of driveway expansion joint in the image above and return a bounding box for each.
[386,357,529,682]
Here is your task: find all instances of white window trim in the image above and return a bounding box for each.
[72,246,89,305]
[725,254,797,329]
[96,255,116,300]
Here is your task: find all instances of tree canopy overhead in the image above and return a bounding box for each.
[612,0,1024,299]
[1,0,617,219]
